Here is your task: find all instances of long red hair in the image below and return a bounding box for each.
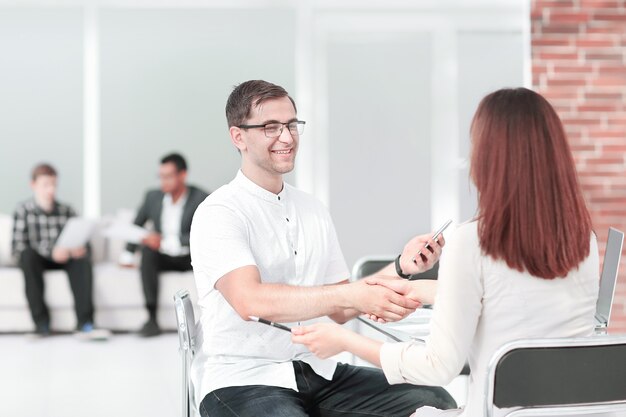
[470,88,592,279]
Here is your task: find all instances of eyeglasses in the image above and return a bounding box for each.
[238,120,306,138]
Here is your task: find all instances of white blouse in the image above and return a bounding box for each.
[380,221,599,416]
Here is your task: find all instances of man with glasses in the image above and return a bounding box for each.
[119,153,208,337]
[190,80,456,417]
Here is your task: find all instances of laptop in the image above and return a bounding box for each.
[594,227,624,333]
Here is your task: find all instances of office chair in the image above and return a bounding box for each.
[485,335,626,417]
[174,289,199,417]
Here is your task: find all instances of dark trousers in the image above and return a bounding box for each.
[200,361,457,417]
[19,247,94,329]
[140,247,192,319]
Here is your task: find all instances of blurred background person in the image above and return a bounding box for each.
[119,153,209,337]
[12,163,108,340]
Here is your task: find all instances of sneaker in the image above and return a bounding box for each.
[27,323,50,339]
[75,322,111,341]
[138,318,161,337]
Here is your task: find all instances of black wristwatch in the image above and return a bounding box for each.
[394,254,412,279]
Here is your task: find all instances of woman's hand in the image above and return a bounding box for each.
[292,323,353,359]
[399,233,446,276]
[293,322,385,366]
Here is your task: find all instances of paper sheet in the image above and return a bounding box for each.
[54,218,98,249]
[102,222,149,244]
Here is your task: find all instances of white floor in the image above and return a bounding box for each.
[1,332,467,417]
[0,333,181,417]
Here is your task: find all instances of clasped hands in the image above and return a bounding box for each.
[357,231,444,322]
[52,246,87,264]
[292,232,444,359]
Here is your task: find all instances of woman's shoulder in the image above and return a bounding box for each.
[448,220,479,246]
[439,220,484,267]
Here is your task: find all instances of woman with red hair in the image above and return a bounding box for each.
[292,88,599,416]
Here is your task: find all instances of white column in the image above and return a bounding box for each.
[83,5,101,218]
[294,0,316,195]
[522,0,533,88]
[431,27,460,228]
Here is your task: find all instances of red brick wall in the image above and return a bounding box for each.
[532,0,626,334]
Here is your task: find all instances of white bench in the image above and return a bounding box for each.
[0,212,198,333]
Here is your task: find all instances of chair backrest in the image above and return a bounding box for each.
[595,227,624,331]
[351,255,439,280]
[174,289,198,417]
[485,335,626,417]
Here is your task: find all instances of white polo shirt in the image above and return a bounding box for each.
[190,170,350,402]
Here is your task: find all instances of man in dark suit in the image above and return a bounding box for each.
[119,153,208,337]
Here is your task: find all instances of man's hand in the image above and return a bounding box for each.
[142,233,161,251]
[69,247,87,259]
[364,275,438,322]
[347,279,420,322]
[52,247,70,264]
[398,232,446,276]
[292,323,350,359]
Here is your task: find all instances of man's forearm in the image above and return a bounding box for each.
[217,266,417,324]
[238,281,354,323]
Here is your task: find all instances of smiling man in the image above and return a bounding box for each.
[189,80,456,417]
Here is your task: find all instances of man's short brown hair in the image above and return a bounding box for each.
[225,80,297,127]
[31,163,57,181]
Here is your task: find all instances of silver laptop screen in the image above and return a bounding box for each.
[596,228,624,325]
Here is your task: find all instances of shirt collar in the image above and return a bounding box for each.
[163,189,189,207]
[32,198,59,215]
[233,170,286,204]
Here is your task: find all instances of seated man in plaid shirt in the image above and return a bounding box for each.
[12,163,108,339]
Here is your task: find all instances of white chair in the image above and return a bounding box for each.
[174,289,199,417]
[485,335,626,416]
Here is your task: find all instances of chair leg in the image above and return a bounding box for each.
[182,351,189,417]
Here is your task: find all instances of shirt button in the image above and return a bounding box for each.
[294,251,298,255]
[278,196,281,201]
[286,218,289,222]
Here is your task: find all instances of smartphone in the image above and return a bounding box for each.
[417,219,453,256]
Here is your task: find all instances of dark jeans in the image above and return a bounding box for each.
[200,361,456,417]
[19,247,94,329]
[140,247,192,318]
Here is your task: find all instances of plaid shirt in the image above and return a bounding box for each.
[12,199,77,261]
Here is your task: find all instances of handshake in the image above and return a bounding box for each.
[348,275,438,323]
[347,231,445,323]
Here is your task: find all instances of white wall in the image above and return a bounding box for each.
[98,8,297,214]
[0,0,528,268]
[0,8,84,214]
[326,32,434,265]
[305,5,527,266]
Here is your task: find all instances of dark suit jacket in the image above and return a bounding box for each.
[126,185,209,253]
